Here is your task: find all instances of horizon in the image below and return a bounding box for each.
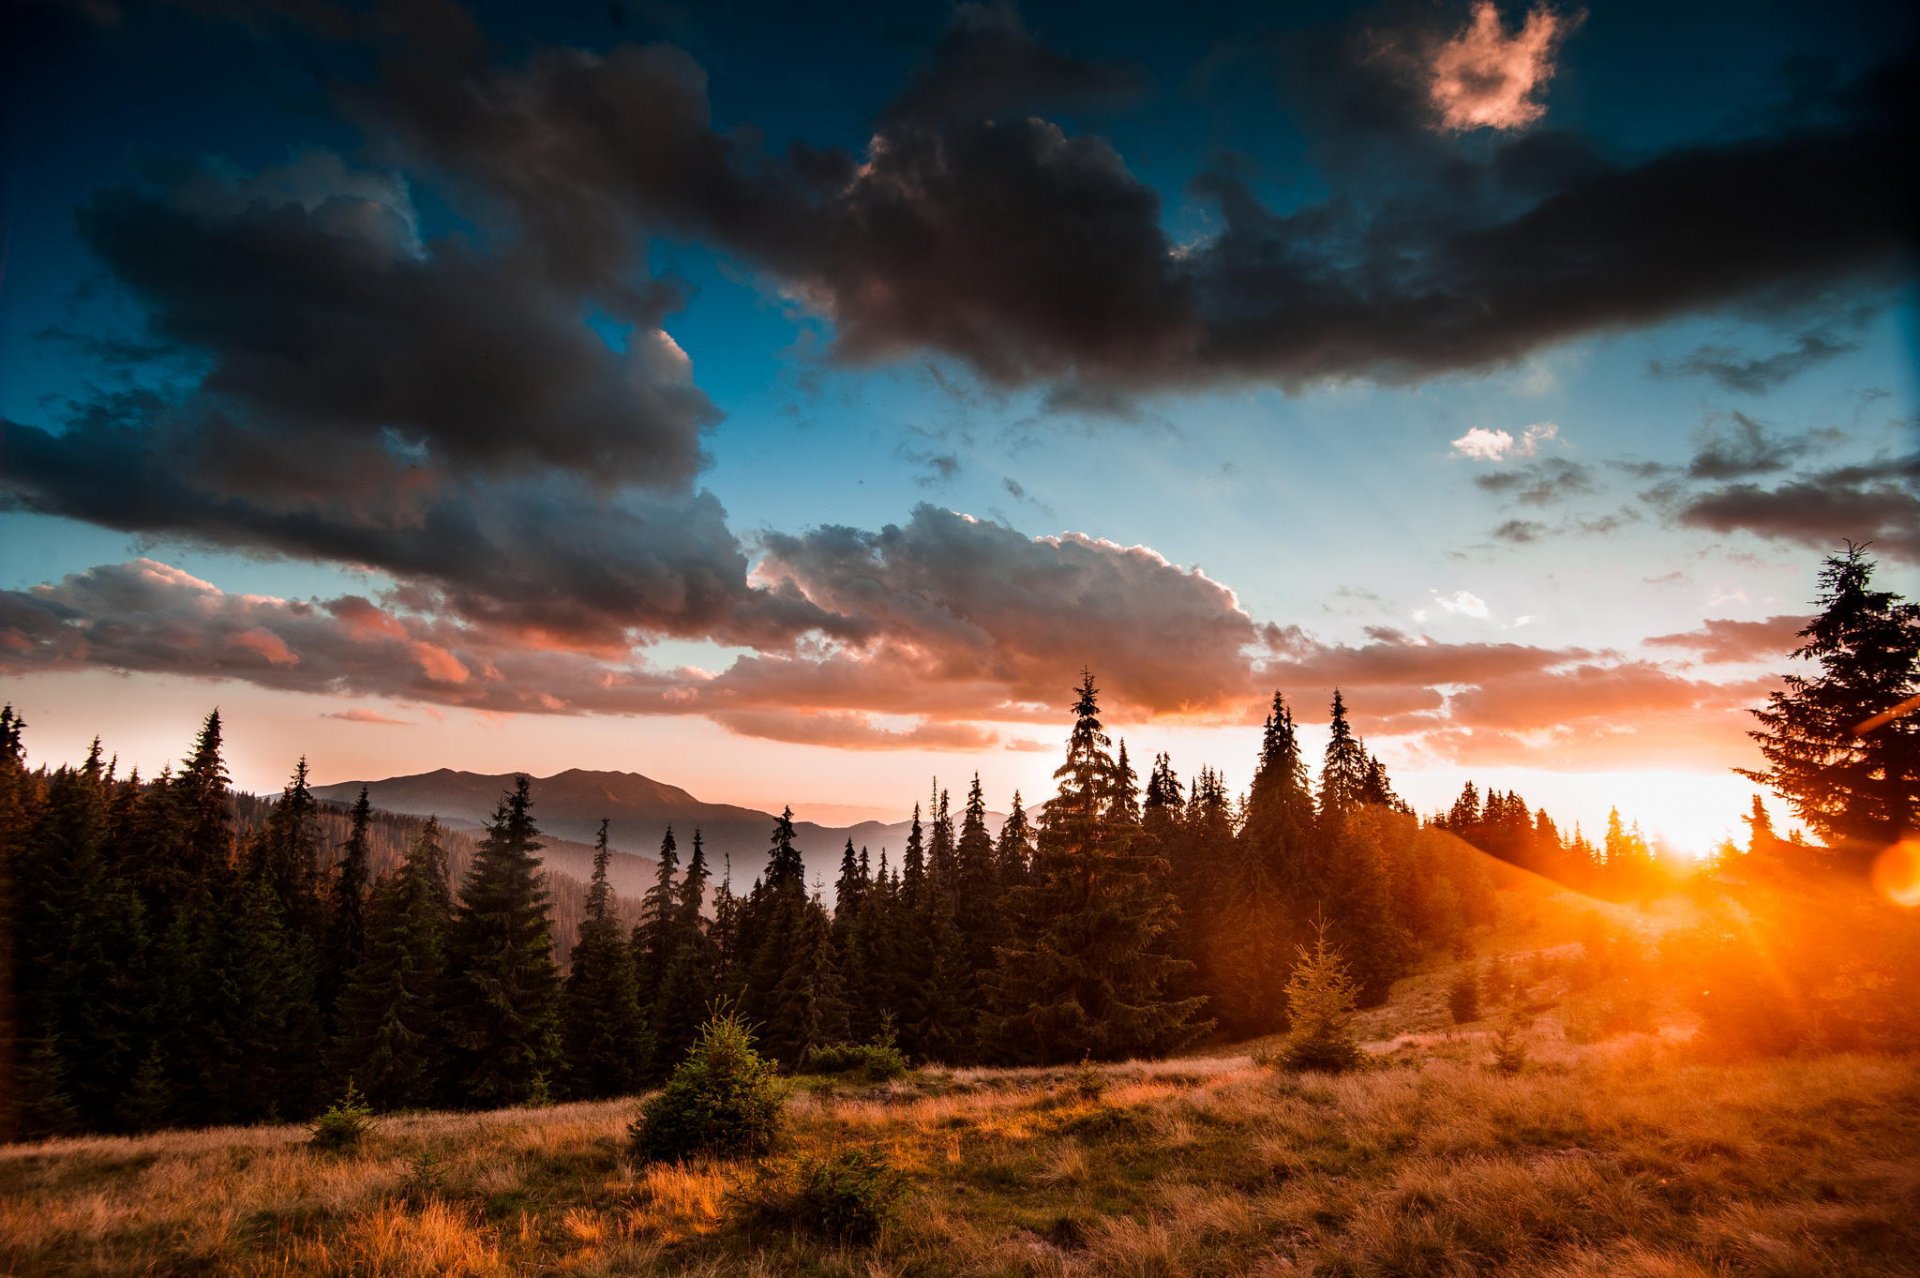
[4,0,1916,863]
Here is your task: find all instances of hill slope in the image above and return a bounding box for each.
[313,768,1001,898]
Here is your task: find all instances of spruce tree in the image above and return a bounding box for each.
[324,785,373,1021]
[985,672,1210,1063]
[634,827,681,993]
[1742,545,1919,867]
[333,818,453,1110]
[649,829,717,1079]
[1318,690,1370,829]
[443,776,561,1108]
[561,820,648,1099]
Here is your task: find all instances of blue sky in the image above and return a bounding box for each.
[2,0,1915,850]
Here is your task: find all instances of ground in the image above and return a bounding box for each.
[5,889,1919,1276]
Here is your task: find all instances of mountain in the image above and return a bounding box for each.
[311,768,1003,900]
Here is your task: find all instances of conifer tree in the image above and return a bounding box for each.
[561,820,648,1099]
[985,672,1210,1063]
[251,758,325,940]
[1318,690,1370,829]
[649,829,717,1079]
[1743,545,1918,866]
[634,827,680,992]
[994,791,1032,886]
[324,786,373,1020]
[333,818,453,1110]
[443,776,560,1108]
[737,808,837,1065]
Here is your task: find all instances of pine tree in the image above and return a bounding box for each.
[985,672,1210,1063]
[324,785,373,1022]
[1744,795,1780,861]
[1275,922,1363,1073]
[649,829,717,1080]
[333,819,453,1110]
[443,776,560,1108]
[1318,690,1370,829]
[737,808,837,1065]
[634,827,681,993]
[1742,545,1919,867]
[995,792,1032,887]
[561,820,648,1099]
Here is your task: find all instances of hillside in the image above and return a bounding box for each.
[312,767,1003,899]
[6,882,1917,1277]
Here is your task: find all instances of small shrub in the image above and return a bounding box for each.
[629,1012,785,1163]
[1275,924,1364,1072]
[1491,1013,1528,1075]
[1070,1055,1106,1101]
[1447,967,1481,1024]
[737,1147,906,1244]
[796,1148,905,1242]
[308,1080,377,1153]
[800,1038,909,1082]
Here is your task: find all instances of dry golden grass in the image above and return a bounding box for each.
[3,1028,1917,1277]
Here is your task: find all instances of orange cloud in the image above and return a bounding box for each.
[229,626,299,666]
[1428,3,1574,132]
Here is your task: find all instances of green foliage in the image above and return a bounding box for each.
[800,1037,909,1082]
[1741,545,1919,866]
[738,1147,906,1244]
[560,819,647,1100]
[1276,925,1364,1073]
[1491,1012,1528,1075]
[308,1081,376,1152]
[442,776,560,1108]
[629,1012,786,1163]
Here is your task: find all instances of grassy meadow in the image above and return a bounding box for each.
[5,879,1918,1277]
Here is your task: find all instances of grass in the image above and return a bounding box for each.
[3,1028,1917,1275]
[5,875,1917,1275]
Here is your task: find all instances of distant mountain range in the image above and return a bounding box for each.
[311,768,1002,900]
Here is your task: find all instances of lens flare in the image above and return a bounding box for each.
[1871,838,1920,909]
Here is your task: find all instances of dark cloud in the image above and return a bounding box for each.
[2,411,840,650]
[1652,327,1862,394]
[879,1,1144,128]
[355,9,1917,394]
[1492,518,1546,543]
[1473,458,1594,505]
[1686,412,1842,480]
[1676,454,1920,562]
[74,153,715,488]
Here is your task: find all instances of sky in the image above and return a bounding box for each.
[2,0,1915,855]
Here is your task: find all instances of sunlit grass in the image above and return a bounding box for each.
[5,875,1916,1276]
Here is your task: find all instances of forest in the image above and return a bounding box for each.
[0,546,1914,1140]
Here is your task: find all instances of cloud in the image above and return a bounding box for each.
[1645,614,1811,664]
[755,505,1275,717]
[1450,421,1558,461]
[72,153,715,489]
[1492,518,1546,543]
[1425,3,1576,132]
[1649,303,1881,393]
[355,11,1916,394]
[0,505,1280,737]
[707,709,1008,752]
[1675,454,1920,562]
[1473,458,1594,505]
[323,707,413,725]
[880,1,1144,128]
[1687,412,1841,481]
[1433,590,1492,619]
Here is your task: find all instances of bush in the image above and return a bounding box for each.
[1447,967,1481,1024]
[1491,1012,1528,1075]
[309,1081,377,1153]
[1276,925,1364,1072]
[741,1148,905,1243]
[799,1038,910,1082]
[629,1012,785,1163]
